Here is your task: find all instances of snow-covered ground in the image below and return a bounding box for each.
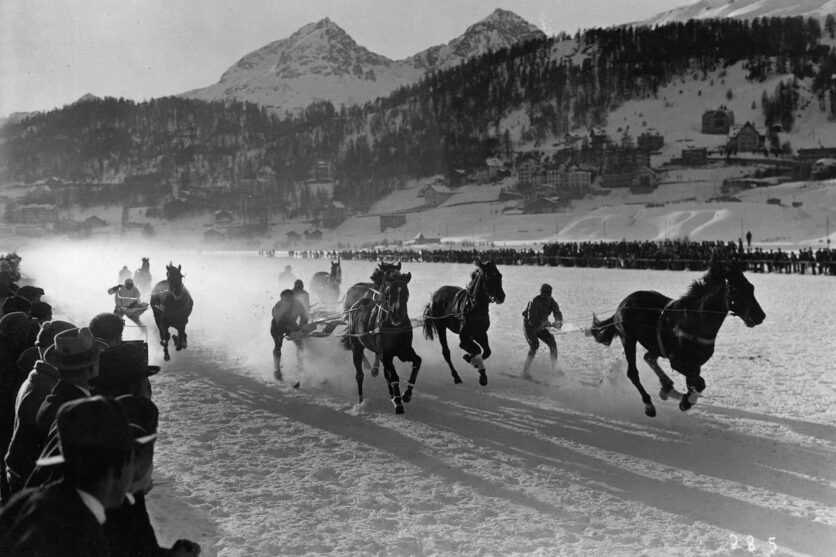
[14,239,836,556]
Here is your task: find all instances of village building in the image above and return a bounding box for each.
[681,147,708,166]
[727,122,765,153]
[418,184,455,206]
[380,214,407,232]
[319,201,346,228]
[16,204,59,225]
[701,105,735,134]
[637,130,664,152]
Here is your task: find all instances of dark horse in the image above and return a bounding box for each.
[150,263,194,361]
[343,259,402,375]
[341,271,421,414]
[590,260,765,417]
[133,257,152,292]
[311,258,342,303]
[423,260,505,386]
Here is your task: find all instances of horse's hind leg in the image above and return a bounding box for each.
[643,352,681,400]
[623,336,655,417]
[399,347,422,404]
[173,327,187,351]
[436,326,462,384]
[352,344,366,405]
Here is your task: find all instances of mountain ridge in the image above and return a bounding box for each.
[181,9,545,113]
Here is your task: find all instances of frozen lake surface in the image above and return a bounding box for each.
[21,243,836,556]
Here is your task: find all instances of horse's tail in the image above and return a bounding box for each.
[590,312,616,346]
[339,333,352,351]
[422,302,436,340]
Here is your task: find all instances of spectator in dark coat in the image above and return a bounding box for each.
[89,313,154,399]
[5,320,75,497]
[0,396,146,557]
[1,297,30,316]
[0,312,39,503]
[104,395,201,557]
[29,301,52,324]
[27,327,107,489]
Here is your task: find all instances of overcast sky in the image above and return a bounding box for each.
[0,0,684,116]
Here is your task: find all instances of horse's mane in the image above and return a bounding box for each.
[682,262,738,302]
[370,263,399,285]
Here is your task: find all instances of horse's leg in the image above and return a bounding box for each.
[157,322,171,362]
[381,354,404,414]
[623,336,655,417]
[173,323,187,351]
[436,325,462,384]
[459,330,487,386]
[643,351,681,400]
[678,368,705,412]
[472,330,492,386]
[352,343,365,405]
[399,347,422,404]
[370,354,381,378]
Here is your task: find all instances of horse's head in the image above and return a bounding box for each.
[380,271,411,326]
[474,260,505,304]
[166,263,185,292]
[330,259,342,285]
[721,263,765,327]
[371,260,401,285]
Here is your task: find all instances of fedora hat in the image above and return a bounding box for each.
[43,327,107,371]
[36,395,156,466]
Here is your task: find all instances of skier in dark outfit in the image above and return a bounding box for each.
[522,283,563,377]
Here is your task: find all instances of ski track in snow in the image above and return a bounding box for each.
[18,246,836,556]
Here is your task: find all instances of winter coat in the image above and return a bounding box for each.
[0,480,110,557]
[522,294,563,330]
[5,361,59,486]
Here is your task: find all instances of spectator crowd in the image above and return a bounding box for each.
[278,240,836,275]
[0,253,201,556]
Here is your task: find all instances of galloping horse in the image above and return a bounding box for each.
[311,258,342,303]
[341,271,421,414]
[423,260,505,386]
[133,257,152,292]
[150,263,194,361]
[343,259,402,375]
[590,259,765,417]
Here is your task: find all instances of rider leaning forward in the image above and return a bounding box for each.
[522,283,563,377]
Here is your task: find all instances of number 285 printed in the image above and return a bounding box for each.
[730,534,777,554]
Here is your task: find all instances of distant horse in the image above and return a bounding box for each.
[133,257,152,292]
[311,258,342,303]
[423,260,506,386]
[341,271,421,414]
[150,263,194,361]
[590,259,766,417]
[343,259,402,375]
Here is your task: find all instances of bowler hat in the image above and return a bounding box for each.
[36,395,155,466]
[16,285,45,301]
[43,327,107,371]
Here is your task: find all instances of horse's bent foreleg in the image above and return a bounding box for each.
[679,370,705,412]
[643,351,680,400]
[157,323,171,362]
[352,343,365,404]
[381,355,403,414]
[459,333,487,386]
[623,337,655,417]
[436,326,462,384]
[399,348,422,403]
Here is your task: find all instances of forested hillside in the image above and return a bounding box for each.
[1,17,834,212]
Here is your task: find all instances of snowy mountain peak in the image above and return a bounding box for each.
[183,10,543,113]
[640,0,836,26]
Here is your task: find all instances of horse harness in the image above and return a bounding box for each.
[656,300,717,359]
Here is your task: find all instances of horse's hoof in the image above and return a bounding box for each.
[164,353,170,362]
[453,377,463,385]
[478,372,488,386]
[395,406,405,415]
[462,354,472,363]
[679,400,692,412]
[645,404,657,417]
[402,391,412,403]
[659,387,671,401]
